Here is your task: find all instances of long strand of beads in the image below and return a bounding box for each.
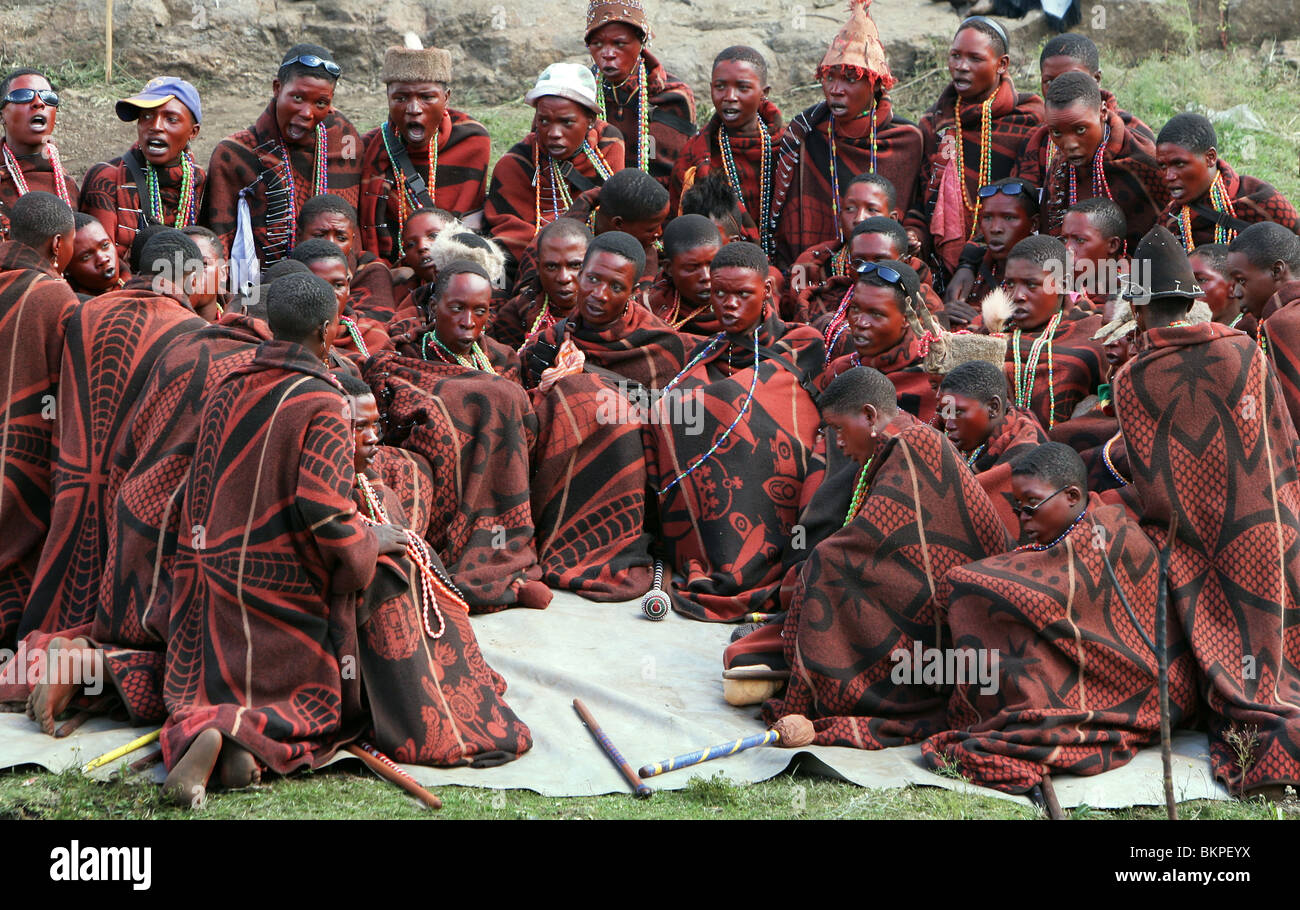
[829,117,843,244]
[1101,431,1129,486]
[868,98,878,172]
[312,121,329,196]
[1228,311,1244,328]
[1208,170,1237,244]
[823,284,856,362]
[1012,311,1062,420]
[830,244,851,278]
[422,330,493,371]
[955,96,995,240]
[3,141,73,207]
[842,455,876,527]
[1017,508,1089,551]
[635,59,650,172]
[278,140,300,247]
[340,315,369,358]
[658,331,761,495]
[2,143,30,195]
[518,296,553,354]
[964,443,987,469]
[581,139,615,180]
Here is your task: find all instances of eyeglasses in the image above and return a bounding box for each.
[852,260,904,285]
[1,88,59,108]
[282,54,342,78]
[1010,485,1070,518]
[977,181,1033,199]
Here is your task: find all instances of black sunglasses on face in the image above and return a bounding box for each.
[852,260,904,285]
[283,54,342,78]
[978,181,1033,199]
[2,88,59,108]
[1011,485,1070,518]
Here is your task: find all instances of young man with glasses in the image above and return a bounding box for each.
[0,69,78,242]
[202,43,361,281]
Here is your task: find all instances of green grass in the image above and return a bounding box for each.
[1,763,1294,820]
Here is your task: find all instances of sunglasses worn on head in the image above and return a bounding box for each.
[1011,485,1070,518]
[852,260,903,285]
[283,54,341,78]
[978,181,1032,199]
[2,88,59,108]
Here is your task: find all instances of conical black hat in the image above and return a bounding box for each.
[1121,225,1204,304]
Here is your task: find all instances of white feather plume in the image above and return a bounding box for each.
[980,286,1014,334]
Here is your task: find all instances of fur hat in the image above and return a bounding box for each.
[1121,225,1204,305]
[431,230,507,288]
[585,0,651,42]
[381,44,452,85]
[817,0,894,88]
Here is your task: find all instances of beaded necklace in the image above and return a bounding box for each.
[665,289,711,330]
[842,454,877,527]
[278,122,328,252]
[143,150,198,227]
[598,59,651,172]
[1066,125,1113,208]
[1016,507,1088,551]
[421,329,494,372]
[532,140,612,237]
[718,118,774,256]
[1228,311,1245,329]
[1012,310,1063,429]
[339,314,369,358]
[657,329,761,495]
[2,140,72,207]
[518,295,556,354]
[963,443,988,469]
[356,474,468,634]
[1101,431,1129,486]
[822,284,857,364]
[954,94,995,240]
[380,121,436,258]
[1177,169,1237,252]
[830,244,851,278]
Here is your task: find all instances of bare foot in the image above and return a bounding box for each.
[163,728,223,807]
[514,579,553,610]
[219,740,261,790]
[25,637,92,735]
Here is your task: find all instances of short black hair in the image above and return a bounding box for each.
[298,193,359,232]
[939,360,1007,405]
[1156,112,1217,154]
[712,46,769,84]
[662,213,722,260]
[129,224,171,274]
[260,258,311,284]
[819,366,898,417]
[1187,242,1229,275]
[680,172,746,223]
[1039,33,1099,71]
[599,168,670,222]
[537,216,593,250]
[1007,234,1067,269]
[981,177,1039,218]
[278,42,339,85]
[1227,221,1300,272]
[290,237,348,269]
[710,240,768,275]
[8,191,74,247]
[181,224,220,256]
[406,206,456,230]
[584,230,646,278]
[0,68,51,102]
[856,259,919,312]
[1010,441,1088,492]
[956,16,1008,57]
[266,272,338,341]
[846,171,898,210]
[1067,197,1126,241]
[72,212,98,231]
[851,216,909,257]
[433,258,493,299]
[1044,71,1101,110]
[138,228,204,278]
[334,371,373,399]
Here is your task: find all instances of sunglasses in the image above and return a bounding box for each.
[283,54,342,78]
[2,88,59,108]
[852,260,904,285]
[1010,485,1071,518]
[977,181,1033,199]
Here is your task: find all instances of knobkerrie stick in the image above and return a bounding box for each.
[573,698,651,798]
[81,728,161,773]
[348,742,442,809]
[638,729,780,779]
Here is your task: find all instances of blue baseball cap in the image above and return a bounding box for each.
[116,77,202,124]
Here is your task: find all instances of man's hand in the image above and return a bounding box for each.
[372,523,410,556]
[943,265,975,307]
[905,227,924,260]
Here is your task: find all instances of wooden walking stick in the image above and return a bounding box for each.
[347,741,442,809]
[105,0,114,83]
[1156,514,1179,821]
[638,716,814,778]
[572,698,651,798]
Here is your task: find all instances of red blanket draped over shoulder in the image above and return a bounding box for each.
[922,497,1198,793]
[525,305,688,600]
[91,313,270,722]
[0,144,79,241]
[202,101,361,266]
[771,98,923,271]
[1114,321,1300,792]
[362,350,542,612]
[644,318,825,621]
[357,110,491,264]
[20,281,206,639]
[484,125,625,267]
[1161,159,1300,249]
[761,418,1009,747]
[669,100,783,222]
[79,147,209,264]
[1261,280,1300,434]
[597,49,696,189]
[0,242,78,647]
[161,340,376,774]
[906,78,1044,273]
[823,333,937,421]
[963,406,1049,536]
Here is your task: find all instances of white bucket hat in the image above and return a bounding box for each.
[524,63,600,116]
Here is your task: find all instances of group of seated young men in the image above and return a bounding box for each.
[2,0,1300,803]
